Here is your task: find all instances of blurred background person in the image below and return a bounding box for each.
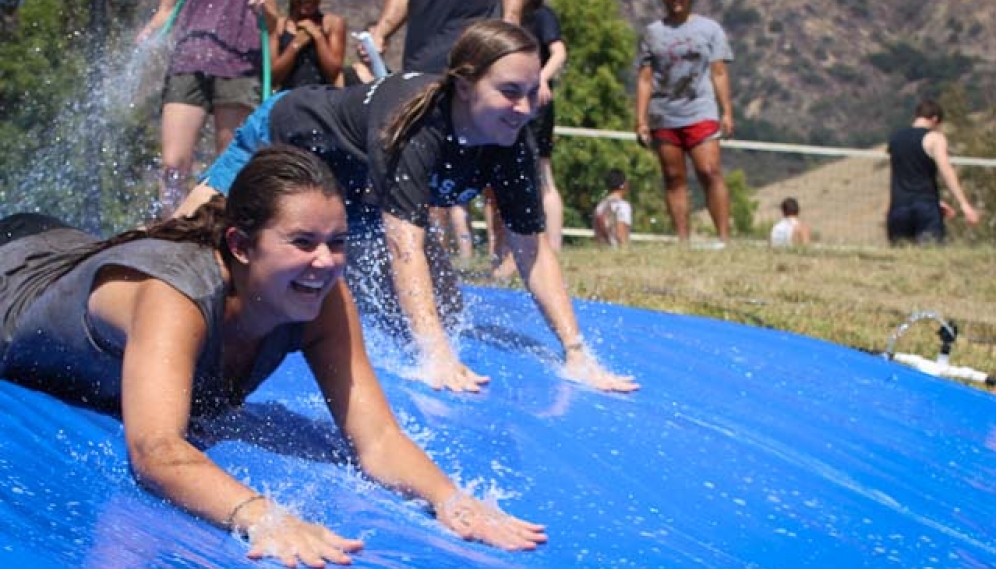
[635,0,733,245]
[362,0,524,74]
[887,99,981,245]
[593,168,632,248]
[270,0,346,90]
[522,0,567,252]
[769,197,810,247]
[137,0,278,219]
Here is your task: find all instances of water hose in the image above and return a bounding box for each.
[259,12,271,100]
[884,311,994,386]
[156,0,186,41]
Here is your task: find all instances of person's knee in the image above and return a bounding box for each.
[695,162,725,184]
[160,152,194,173]
[663,176,687,192]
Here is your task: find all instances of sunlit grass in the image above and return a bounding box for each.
[463,240,996,392]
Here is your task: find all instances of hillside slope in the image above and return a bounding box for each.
[328,0,996,147]
[751,152,891,246]
[325,1,992,246]
[622,0,996,146]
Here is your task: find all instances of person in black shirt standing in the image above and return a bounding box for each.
[887,99,980,245]
[362,0,523,74]
[521,0,567,251]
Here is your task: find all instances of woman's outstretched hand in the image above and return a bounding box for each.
[245,509,364,567]
[562,349,640,392]
[416,351,491,393]
[435,492,548,551]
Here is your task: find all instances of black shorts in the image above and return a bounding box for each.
[162,73,260,113]
[528,100,556,158]
[887,201,945,245]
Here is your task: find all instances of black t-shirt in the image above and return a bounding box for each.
[888,126,938,208]
[403,0,501,73]
[268,72,544,233]
[522,5,562,67]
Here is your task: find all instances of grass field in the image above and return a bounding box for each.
[466,241,996,392]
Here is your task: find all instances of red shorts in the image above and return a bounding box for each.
[652,120,722,150]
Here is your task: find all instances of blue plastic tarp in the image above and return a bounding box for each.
[2,286,995,568]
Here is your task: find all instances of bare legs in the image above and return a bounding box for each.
[447,204,474,262]
[655,138,729,242]
[158,102,206,218]
[483,188,517,279]
[156,102,252,218]
[538,157,564,253]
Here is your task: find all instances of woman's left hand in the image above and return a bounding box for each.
[246,0,267,15]
[435,493,548,551]
[538,80,554,108]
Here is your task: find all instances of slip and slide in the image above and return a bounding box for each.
[1,286,994,567]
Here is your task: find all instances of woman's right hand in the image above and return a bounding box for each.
[245,509,365,567]
[297,19,321,39]
[635,124,652,148]
[135,24,154,45]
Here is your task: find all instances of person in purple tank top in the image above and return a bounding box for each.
[137,0,278,219]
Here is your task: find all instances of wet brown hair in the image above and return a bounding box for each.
[380,20,539,157]
[92,146,341,268]
[914,99,944,123]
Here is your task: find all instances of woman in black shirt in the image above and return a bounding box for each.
[179,20,638,394]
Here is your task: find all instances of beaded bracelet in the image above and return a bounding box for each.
[564,341,584,352]
[225,495,266,529]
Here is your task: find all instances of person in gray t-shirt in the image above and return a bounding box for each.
[635,0,734,243]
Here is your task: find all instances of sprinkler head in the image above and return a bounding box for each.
[937,321,958,345]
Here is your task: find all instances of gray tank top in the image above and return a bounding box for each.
[0,229,301,416]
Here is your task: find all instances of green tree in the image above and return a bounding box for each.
[550,0,667,236]
[0,0,87,197]
[727,169,759,237]
[0,0,156,234]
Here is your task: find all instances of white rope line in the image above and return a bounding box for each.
[470,221,677,243]
[466,126,996,243]
[554,126,996,167]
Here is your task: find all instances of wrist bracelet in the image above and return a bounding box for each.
[564,341,584,352]
[225,494,266,529]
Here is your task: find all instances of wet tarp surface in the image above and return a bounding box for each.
[2,286,995,568]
